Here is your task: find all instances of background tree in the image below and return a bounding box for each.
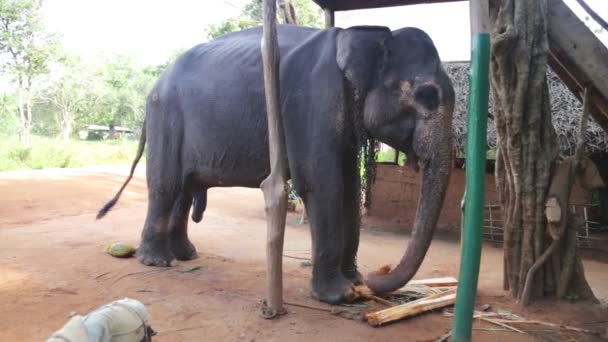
[77,55,154,134]
[36,55,99,140]
[0,0,59,146]
[490,0,595,303]
[206,0,322,40]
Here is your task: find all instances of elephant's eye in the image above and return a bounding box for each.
[414,84,440,112]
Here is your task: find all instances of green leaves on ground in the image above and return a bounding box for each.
[180,265,205,273]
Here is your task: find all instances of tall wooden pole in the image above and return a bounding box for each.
[260,0,288,319]
[324,8,335,28]
[452,0,490,340]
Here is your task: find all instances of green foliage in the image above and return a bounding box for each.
[0,0,59,77]
[91,55,150,129]
[0,135,142,171]
[2,52,169,145]
[0,0,62,145]
[64,55,158,133]
[0,93,19,134]
[376,148,407,166]
[206,0,322,40]
[16,54,160,140]
[8,145,30,162]
[179,265,205,273]
[290,0,323,28]
[207,17,258,40]
[34,54,99,139]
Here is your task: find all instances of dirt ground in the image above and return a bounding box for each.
[1,166,607,341]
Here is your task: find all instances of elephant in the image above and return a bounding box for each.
[97,24,455,304]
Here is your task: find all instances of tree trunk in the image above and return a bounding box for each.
[278,0,297,25]
[17,76,31,146]
[24,88,32,145]
[61,108,72,141]
[490,0,595,303]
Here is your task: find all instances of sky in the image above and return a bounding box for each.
[0,0,607,91]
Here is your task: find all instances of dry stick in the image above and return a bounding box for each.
[443,310,526,334]
[443,310,511,319]
[110,269,170,286]
[436,330,452,342]
[408,277,458,287]
[95,271,111,279]
[283,301,332,312]
[520,87,590,305]
[282,254,310,261]
[157,325,208,334]
[372,296,397,307]
[351,285,397,307]
[491,319,601,336]
[478,317,526,334]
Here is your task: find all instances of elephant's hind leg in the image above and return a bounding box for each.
[169,192,198,261]
[137,190,178,267]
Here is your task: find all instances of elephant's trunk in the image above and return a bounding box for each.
[366,107,452,294]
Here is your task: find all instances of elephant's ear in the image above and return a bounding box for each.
[336,26,391,98]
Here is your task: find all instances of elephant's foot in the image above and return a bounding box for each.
[170,235,198,261]
[311,273,357,304]
[137,238,177,267]
[343,267,364,286]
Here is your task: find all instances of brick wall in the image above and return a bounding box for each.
[367,163,593,230]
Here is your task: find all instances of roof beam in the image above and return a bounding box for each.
[548,0,608,134]
[312,0,465,11]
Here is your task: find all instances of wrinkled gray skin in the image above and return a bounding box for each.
[98,25,454,304]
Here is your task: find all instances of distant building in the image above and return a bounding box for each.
[78,125,134,140]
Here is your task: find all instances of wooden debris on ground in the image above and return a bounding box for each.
[443,309,605,337]
[389,284,446,303]
[348,277,459,326]
[351,275,601,338]
[366,288,457,327]
[407,277,458,287]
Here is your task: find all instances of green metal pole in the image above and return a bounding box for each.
[451,29,491,342]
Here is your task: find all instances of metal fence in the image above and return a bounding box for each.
[475,203,603,249]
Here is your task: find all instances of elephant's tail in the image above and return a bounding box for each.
[96,120,146,220]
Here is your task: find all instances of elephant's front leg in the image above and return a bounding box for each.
[169,192,198,261]
[304,185,356,304]
[341,150,363,285]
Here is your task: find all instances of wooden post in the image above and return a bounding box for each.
[324,8,335,28]
[260,0,288,319]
